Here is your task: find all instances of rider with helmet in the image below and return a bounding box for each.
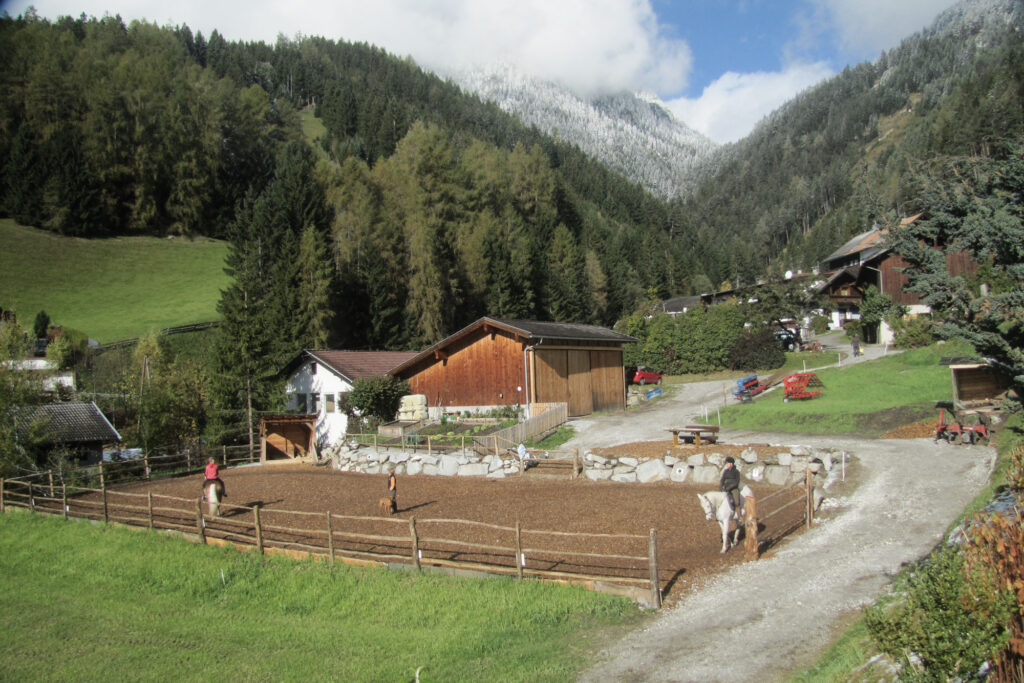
[720,456,741,513]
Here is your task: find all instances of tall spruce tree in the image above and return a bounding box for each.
[888,137,1024,394]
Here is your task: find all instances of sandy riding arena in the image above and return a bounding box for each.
[112,443,808,606]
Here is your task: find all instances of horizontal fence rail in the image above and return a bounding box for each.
[1,450,818,607]
[0,454,660,605]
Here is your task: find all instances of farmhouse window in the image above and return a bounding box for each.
[311,393,320,413]
[326,393,335,413]
[310,363,317,375]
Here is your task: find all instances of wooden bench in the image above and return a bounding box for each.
[666,425,721,447]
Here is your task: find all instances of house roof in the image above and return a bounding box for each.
[821,215,925,269]
[284,350,419,383]
[389,317,637,376]
[15,401,121,444]
[657,295,704,314]
[822,228,887,266]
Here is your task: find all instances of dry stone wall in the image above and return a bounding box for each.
[322,440,845,493]
[584,444,843,489]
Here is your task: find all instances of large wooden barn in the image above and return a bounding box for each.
[389,318,637,418]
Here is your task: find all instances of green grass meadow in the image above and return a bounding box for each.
[713,343,961,436]
[0,220,229,342]
[0,512,643,681]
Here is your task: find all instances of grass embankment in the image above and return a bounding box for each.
[713,343,962,436]
[0,513,642,681]
[0,219,229,343]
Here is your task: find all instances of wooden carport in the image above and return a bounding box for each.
[259,414,316,462]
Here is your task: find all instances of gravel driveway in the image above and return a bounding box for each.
[570,341,996,681]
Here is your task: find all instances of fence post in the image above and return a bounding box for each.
[29,482,35,512]
[195,498,206,544]
[147,492,154,529]
[744,495,759,560]
[186,448,192,472]
[48,470,54,497]
[648,528,662,609]
[410,517,421,571]
[102,487,108,524]
[62,484,68,520]
[326,511,335,566]
[254,504,264,555]
[805,468,813,530]
[493,436,498,457]
[1,478,5,513]
[515,521,523,580]
[144,452,151,480]
[98,461,105,491]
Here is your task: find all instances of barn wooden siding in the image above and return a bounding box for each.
[405,330,527,408]
[952,365,1009,405]
[534,346,624,417]
[881,252,977,306]
[401,328,627,417]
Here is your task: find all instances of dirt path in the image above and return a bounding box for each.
[561,339,997,680]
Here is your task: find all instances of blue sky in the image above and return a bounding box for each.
[4,0,957,143]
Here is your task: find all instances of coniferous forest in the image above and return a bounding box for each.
[0,10,683,353]
[3,3,1024,352]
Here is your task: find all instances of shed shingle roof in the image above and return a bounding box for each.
[15,402,121,444]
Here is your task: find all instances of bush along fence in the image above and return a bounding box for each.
[0,457,661,608]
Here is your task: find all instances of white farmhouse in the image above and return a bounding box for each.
[282,350,418,448]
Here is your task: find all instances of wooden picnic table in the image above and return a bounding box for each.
[665,425,721,447]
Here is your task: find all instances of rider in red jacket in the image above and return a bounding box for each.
[203,457,226,498]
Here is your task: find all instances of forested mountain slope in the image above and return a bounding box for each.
[450,63,716,197]
[2,0,1023,348]
[678,0,1024,286]
[0,11,690,350]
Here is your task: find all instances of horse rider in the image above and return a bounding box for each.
[204,457,226,499]
[720,456,741,515]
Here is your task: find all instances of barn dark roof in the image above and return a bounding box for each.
[283,350,419,383]
[389,317,637,376]
[15,402,121,444]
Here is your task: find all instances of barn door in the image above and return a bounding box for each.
[534,349,569,404]
[567,350,593,416]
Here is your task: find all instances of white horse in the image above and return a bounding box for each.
[204,479,223,518]
[697,485,754,553]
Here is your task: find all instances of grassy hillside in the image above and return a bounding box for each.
[0,220,229,342]
[714,343,963,437]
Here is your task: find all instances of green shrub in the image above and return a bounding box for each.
[864,545,1013,680]
[348,375,410,422]
[890,315,936,349]
[727,328,785,371]
[809,314,830,335]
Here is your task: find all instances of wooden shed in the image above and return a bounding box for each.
[947,361,1011,408]
[259,414,316,461]
[390,318,637,418]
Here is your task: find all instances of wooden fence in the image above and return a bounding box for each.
[487,402,568,450]
[0,464,660,607]
[743,468,816,560]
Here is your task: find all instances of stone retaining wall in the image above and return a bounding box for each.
[322,441,846,489]
[584,445,843,487]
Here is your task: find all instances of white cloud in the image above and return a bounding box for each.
[666,61,834,144]
[807,0,957,57]
[9,0,693,96]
